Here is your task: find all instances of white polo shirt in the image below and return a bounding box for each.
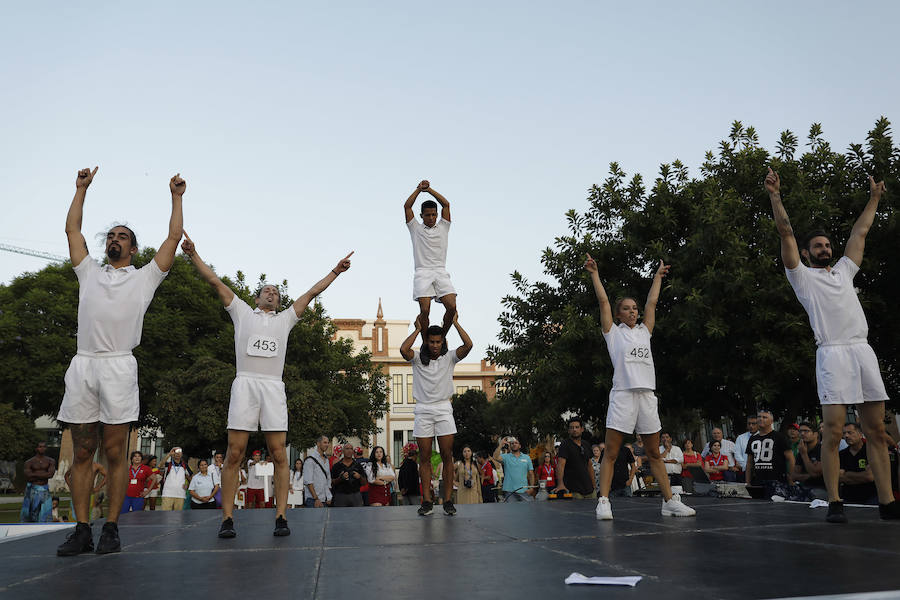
[225,297,299,378]
[73,257,168,352]
[603,323,655,391]
[188,472,216,501]
[785,256,868,346]
[408,218,450,270]
[410,349,460,410]
[161,462,188,498]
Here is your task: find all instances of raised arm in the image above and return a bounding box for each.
[400,315,422,361]
[643,260,669,334]
[584,253,614,333]
[181,231,234,306]
[65,167,98,267]
[153,174,186,272]
[453,315,473,360]
[764,168,800,270]
[845,176,886,266]
[404,180,428,223]
[292,252,353,317]
[424,182,450,222]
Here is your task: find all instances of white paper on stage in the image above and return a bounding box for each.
[254,462,275,502]
[564,573,642,586]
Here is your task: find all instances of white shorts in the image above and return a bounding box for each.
[58,351,139,425]
[227,373,288,432]
[606,389,661,435]
[413,268,456,302]
[413,404,457,438]
[816,343,888,405]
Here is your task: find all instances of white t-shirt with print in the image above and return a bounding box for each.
[603,323,655,391]
[408,218,450,270]
[225,297,299,378]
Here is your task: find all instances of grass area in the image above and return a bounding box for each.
[0,498,78,524]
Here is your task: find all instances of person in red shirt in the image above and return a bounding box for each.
[537,451,556,491]
[476,452,497,503]
[703,440,729,482]
[121,451,152,513]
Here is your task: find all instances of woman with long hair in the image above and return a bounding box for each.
[144,455,162,510]
[454,446,482,504]
[537,451,556,491]
[365,446,395,507]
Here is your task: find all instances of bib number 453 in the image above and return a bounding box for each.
[247,335,278,358]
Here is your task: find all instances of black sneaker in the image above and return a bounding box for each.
[879,500,900,520]
[95,521,121,554]
[417,501,434,516]
[826,501,847,524]
[273,515,291,537]
[218,517,236,538]
[443,500,457,516]
[57,522,94,556]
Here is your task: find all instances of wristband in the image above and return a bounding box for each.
[331,269,339,276]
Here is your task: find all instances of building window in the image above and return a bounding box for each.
[393,430,404,465]
[406,374,415,404]
[456,386,469,395]
[393,374,403,404]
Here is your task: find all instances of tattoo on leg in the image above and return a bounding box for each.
[68,423,100,456]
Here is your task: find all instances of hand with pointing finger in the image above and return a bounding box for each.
[170,173,186,197]
[333,251,354,274]
[869,175,886,199]
[584,253,598,274]
[76,166,98,190]
[655,260,671,278]
[181,230,195,257]
[764,167,780,196]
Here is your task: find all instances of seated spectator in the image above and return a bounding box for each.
[398,444,421,506]
[454,446,482,504]
[590,445,603,492]
[680,439,701,479]
[794,422,826,499]
[702,428,737,479]
[632,434,649,480]
[188,459,219,509]
[536,451,556,491]
[601,443,635,497]
[659,433,683,487]
[476,452,497,503]
[787,424,801,459]
[365,446,395,507]
[703,440,729,482]
[51,496,65,522]
[331,444,366,507]
[839,422,877,505]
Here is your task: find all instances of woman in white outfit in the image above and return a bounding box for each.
[584,253,695,520]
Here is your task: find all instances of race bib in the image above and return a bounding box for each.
[130,478,138,485]
[625,345,652,364]
[247,335,278,358]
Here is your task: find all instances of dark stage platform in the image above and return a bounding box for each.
[2,496,900,600]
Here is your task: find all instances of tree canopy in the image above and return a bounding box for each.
[488,118,899,444]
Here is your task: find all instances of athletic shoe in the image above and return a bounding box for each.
[273,516,291,537]
[417,501,434,516]
[218,517,236,538]
[662,493,696,517]
[826,501,848,523]
[443,500,457,516]
[57,522,94,556]
[595,496,613,520]
[879,500,900,520]
[95,521,121,554]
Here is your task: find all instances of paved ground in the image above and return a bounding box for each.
[1,496,899,599]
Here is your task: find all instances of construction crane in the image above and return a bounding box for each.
[0,243,67,263]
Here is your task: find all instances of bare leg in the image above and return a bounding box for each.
[416,437,434,503]
[598,429,626,497]
[417,297,432,332]
[859,401,897,504]
[101,424,130,523]
[221,430,250,520]
[821,405,845,503]
[642,431,674,501]
[68,423,100,523]
[264,431,289,518]
[439,294,457,334]
[437,434,455,502]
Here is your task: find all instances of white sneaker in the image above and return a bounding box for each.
[661,493,696,517]
[595,496,613,520]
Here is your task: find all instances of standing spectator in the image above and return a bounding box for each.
[51,497,66,522]
[681,439,702,480]
[603,444,636,497]
[188,459,220,509]
[330,445,342,469]
[703,440,729,482]
[144,456,162,510]
[554,418,596,499]
[366,446,395,507]
[734,416,759,474]
[356,447,371,506]
[476,452,497,503]
[590,445,603,493]
[304,435,332,508]
[21,442,56,523]
[398,444,421,506]
[210,452,225,507]
[160,447,192,511]
[331,444,366,507]
[122,451,152,513]
[659,433,684,488]
[493,436,535,501]
[245,450,267,509]
[839,422,878,505]
[291,459,304,494]
[65,461,108,522]
[537,452,556,491]
[794,422,826,498]
[454,446,482,504]
[745,410,795,497]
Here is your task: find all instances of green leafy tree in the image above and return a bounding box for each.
[0,403,44,461]
[489,118,898,440]
[451,389,498,456]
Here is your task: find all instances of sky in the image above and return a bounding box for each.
[1,1,897,359]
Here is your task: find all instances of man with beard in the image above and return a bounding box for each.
[181,233,352,538]
[57,167,184,555]
[399,315,473,516]
[765,168,899,523]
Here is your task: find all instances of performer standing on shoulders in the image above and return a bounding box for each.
[585,254,695,520]
[182,232,352,538]
[764,168,899,522]
[57,167,184,555]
